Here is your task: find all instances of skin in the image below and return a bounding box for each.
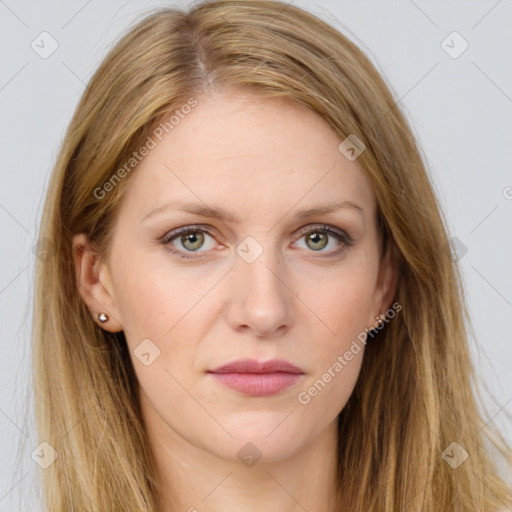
[73,87,398,511]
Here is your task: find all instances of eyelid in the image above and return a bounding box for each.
[160,224,217,244]
[161,223,350,242]
[160,223,353,259]
[294,223,351,242]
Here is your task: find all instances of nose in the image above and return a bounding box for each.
[225,249,294,338]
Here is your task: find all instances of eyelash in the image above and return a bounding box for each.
[159,224,353,260]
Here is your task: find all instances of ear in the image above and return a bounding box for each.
[367,239,400,327]
[72,233,123,332]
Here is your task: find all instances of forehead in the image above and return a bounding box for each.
[119,88,376,222]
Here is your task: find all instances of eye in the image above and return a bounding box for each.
[160,223,353,260]
[161,226,217,259]
[292,224,352,257]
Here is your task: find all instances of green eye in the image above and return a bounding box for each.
[161,224,353,260]
[293,225,352,256]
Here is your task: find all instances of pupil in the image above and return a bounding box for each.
[183,232,204,251]
[308,232,327,250]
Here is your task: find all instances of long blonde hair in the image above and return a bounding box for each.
[32,1,512,510]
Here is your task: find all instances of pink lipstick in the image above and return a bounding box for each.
[208,358,305,397]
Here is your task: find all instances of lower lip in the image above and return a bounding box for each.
[209,372,302,396]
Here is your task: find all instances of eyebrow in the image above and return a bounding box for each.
[141,199,364,224]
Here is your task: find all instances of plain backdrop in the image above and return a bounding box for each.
[1,0,511,509]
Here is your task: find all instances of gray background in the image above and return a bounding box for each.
[1,0,511,509]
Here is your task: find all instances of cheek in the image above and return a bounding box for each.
[115,275,174,339]
[296,256,377,412]
[111,251,219,380]
[113,265,202,399]
[111,246,196,339]
[294,269,373,421]
[306,263,378,345]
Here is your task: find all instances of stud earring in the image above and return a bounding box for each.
[98,312,109,323]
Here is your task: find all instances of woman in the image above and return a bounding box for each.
[32,0,512,510]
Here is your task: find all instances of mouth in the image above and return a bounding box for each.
[207,358,305,397]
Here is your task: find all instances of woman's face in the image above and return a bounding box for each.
[75,88,397,464]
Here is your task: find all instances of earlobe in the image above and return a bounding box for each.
[72,233,123,332]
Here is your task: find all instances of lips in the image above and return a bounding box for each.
[207,358,305,396]
[209,358,304,374]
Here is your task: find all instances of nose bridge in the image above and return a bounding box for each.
[243,252,285,300]
[228,237,294,336]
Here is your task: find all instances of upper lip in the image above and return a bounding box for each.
[208,358,305,374]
